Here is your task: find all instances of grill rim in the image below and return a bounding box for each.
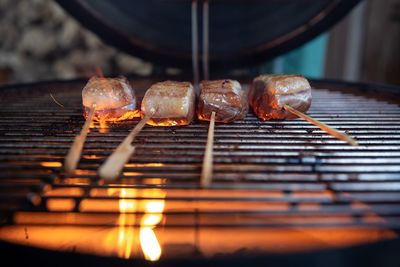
[0,233,400,267]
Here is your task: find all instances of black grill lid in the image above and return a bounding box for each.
[55,0,361,70]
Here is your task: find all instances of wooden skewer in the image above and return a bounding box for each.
[98,108,156,180]
[49,93,65,108]
[283,105,358,146]
[64,103,96,174]
[201,111,216,188]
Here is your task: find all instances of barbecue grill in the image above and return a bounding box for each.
[1,1,400,266]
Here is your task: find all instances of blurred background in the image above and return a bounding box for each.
[0,0,399,86]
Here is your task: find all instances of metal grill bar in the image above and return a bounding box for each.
[0,79,399,230]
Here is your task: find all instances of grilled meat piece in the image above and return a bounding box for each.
[197,79,248,123]
[82,76,138,121]
[249,74,312,120]
[141,81,196,126]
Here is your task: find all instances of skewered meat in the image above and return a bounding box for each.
[249,74,312,120]
[141,81,196,126]
[197,79,248,123]
[82,76,138,121]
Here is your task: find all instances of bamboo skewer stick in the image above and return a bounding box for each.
[283,105,358,146]
[98,108,156,180]
[201,111,216,188]
[64,103,96,174]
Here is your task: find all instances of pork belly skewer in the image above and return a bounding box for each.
[197,80,248,187]
[99,81,196,180]
[64,76,137,174]
[249,74,358,146]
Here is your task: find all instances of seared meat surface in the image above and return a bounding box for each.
[141,81,196,126]
[197,79,248,123]
[249,74,312,120]
[82,76,138,121]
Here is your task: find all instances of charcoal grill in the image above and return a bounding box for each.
[1,0,400,266]
[0,77,399,266]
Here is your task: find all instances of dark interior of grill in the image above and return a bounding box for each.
[0,77,399,266]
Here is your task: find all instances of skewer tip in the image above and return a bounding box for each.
[283,105,359,147]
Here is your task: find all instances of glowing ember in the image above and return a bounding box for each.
[40,161,62,167]
[86,109,141,134]
[45,187,84,197]
[124,163,164,168]
[63,178,91,185]
[122,172,143,177]
[145,118,192,127]
[46,199,75,211]
[85,109,141,124]
[73,169,96,176]
[82,155,102,159]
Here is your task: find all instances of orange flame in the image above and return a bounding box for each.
[104,186,165,260]
[40,161,62,167]
[89,118,109,133]
[139,190,165,261]
[117,188,136,259]
[87,110,141,133]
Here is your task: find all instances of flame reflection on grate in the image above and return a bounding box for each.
[106,183,165,260]
[110,188,136,259]
[82,155,102,159]
[139,189,165,261]
[39,162,62,168]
